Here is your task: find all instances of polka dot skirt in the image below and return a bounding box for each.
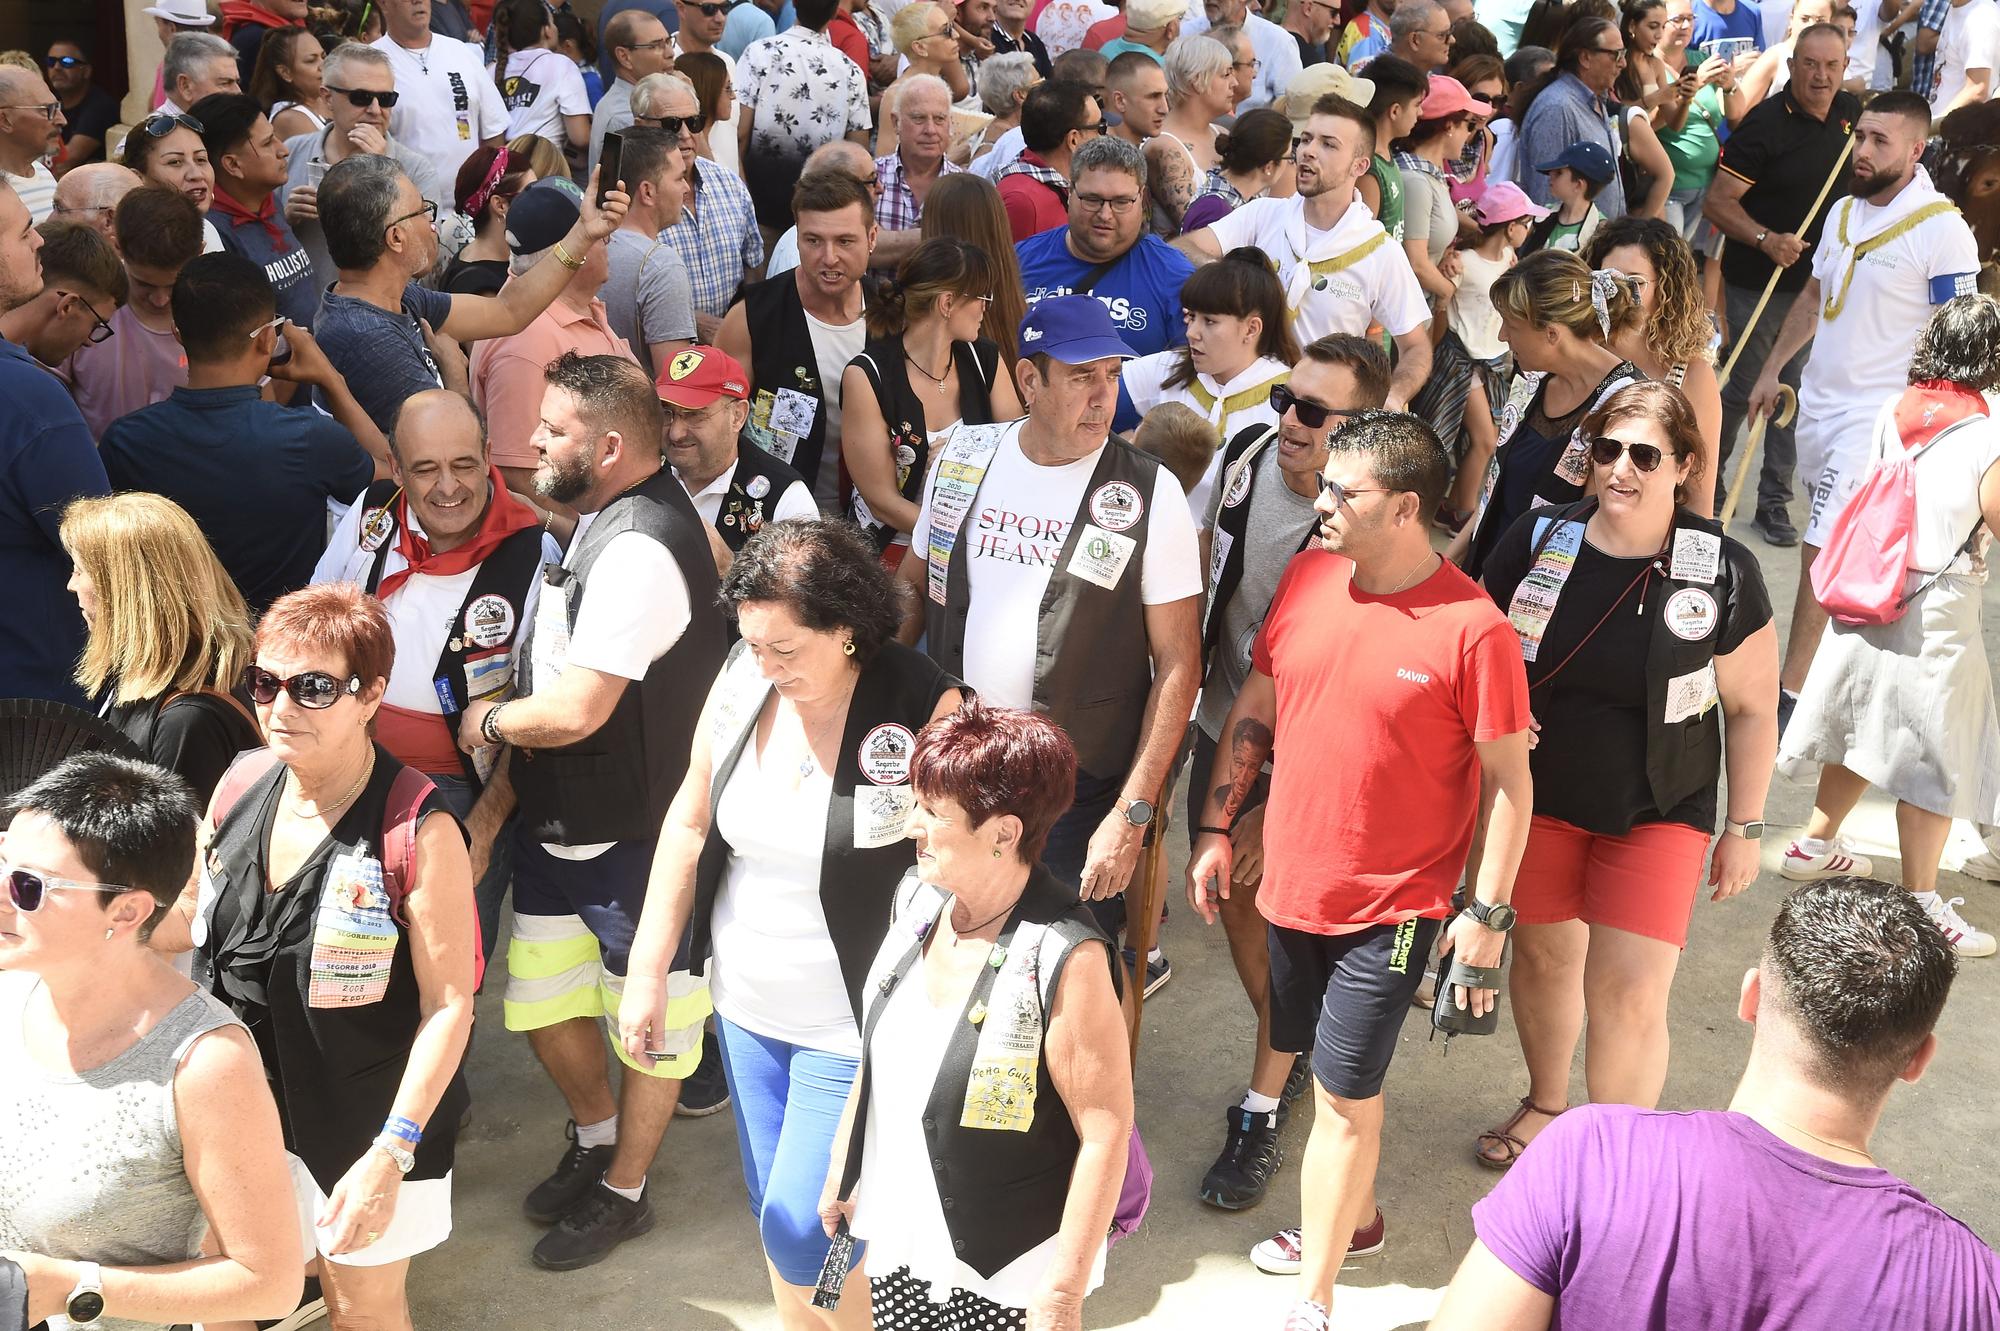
[869,1266,1029,1330]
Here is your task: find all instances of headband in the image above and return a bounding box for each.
[464,145,511,219]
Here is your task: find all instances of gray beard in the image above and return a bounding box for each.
[535,451,594,505]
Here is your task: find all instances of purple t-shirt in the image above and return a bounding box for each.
[1473,1104,2000,1330]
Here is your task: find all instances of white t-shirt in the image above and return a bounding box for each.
[1122,351,1287,519]
[500,47,592,148]
[969,124,1026,183]
[677,463,818,528]
[765,225,800,277]
[1207,195,1430,346]
[374,33,511,194]
[909,421,1203,709]
[1449,246,1513,360]
[529,525,693,855]
[1929,0,2000,114]
[807,308,868,512]
[5,162,55,224]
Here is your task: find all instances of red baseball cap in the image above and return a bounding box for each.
[656,345,750,409]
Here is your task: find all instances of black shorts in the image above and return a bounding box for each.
[1267,917,1442,1101]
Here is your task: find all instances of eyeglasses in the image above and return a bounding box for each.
[56,290,114,345]
[43,54,84,69]
[1,102,61,121]
[1587,435,1665,471]
[1592,45,1629,61]
[852,171,881,190]
[1232,57,1258,70]
[1269,382,1353,430]
[326,84,400,108]
[242,666,364,708]
[51,203,113,221]
[386,200,439,232]
[142,110,204,136]
[1423,25,1452,38]
[1316,476,1391,506]
[934,20,960,37]
[621,37,673,52]
[1074,189,1139,213]
[248,313,289,342]
[1,862,136,914]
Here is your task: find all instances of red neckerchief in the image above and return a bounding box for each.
[1894,379,1988,450]
[210,187,292,252]
[218,0,306,37]
[376,468,541,599]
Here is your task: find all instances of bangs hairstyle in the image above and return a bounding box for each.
[1364,54,1428,117]
[868,236,998,339]
[1585,214,1710,365]
[1166,247,1300,391]
[1325,408,1451,513]
[911,700,1076,864]
[1580,380,1704,505]
[60,493,253,705]
[255,582,396,685]
[5,753,199,935]
[1907,293,2000,392]
[35,220,127,305]
[1489,247,1638,345]
[719,519,903,664]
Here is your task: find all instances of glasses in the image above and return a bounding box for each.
[386,200,439,232]
[1076,119,1112,137]
[2,862,135,914]
[852,171,881,190]
[2,102,61,120]
[1232,57,1258,70]
[248,313,289,342]
[934,20,959,37]
[1592,45,1629,61]
[1587,435,1665,471]
[142,110,204,136]
[1270,382,1353,430]
[1316,476,1391,506]
[57,290,114,345]
[680,0,729,12]
[326,84,400,108]
[242,666,364,709]
[621,36,672,51]
[1423,25,1452,38]
[51,203,113,221]
[1666,11,1693,21]
[1075,189,1139,213]
[43,54,84,69]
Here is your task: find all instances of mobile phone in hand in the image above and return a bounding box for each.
[598,131,623,208]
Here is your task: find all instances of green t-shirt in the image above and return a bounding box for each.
[1369,154,1406,241]
[1660,82,1725,193]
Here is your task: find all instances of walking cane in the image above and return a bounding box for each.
[1717,133,1856,381]
[1124,770,1173,1063]
[1720,384,1796,527]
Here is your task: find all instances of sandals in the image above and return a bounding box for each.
[1475,1096,1566,1171]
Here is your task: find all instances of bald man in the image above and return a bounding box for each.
[0,67,64,222]
[51,163,140,249]
[763,140,880,278]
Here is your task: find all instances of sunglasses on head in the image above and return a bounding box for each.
[241,666,363,708]
[142,110,204,137]
[1269,382,1349,430]
[327,84,400,108]
[2,862,134,914]
[1588,435,1666,471]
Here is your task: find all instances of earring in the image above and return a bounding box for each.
[992,846,1004,858]
[104,927,114,940]
[842,638,856,656]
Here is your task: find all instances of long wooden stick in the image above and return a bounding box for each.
[1717,133,1856,382]
[1720,384,1797,527]
[1125,773,1173,1063]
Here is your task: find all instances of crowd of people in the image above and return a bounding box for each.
[2,0,2000,1328]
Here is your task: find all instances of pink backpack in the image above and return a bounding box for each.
[1810,403,1983,627]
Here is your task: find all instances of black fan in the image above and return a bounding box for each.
[0,699,145,807]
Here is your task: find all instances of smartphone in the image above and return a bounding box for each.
[597,131,623,208]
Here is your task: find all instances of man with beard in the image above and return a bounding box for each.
[1744,89,1979,755]
[460,351,727,1271]
[1188,409,1531,1331]
[1181,95,1432,409]
[0,64,64,222]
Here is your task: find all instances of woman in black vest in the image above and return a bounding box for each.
[60,493,261,806]
[842,238,1023,566]
[164,584,477,1331]
[617,520,963,1328]
[817,702,1133,1331]
[1453,249,1645,578]
[1473,382,1777,1169]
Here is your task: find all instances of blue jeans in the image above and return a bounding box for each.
[429,772,515,967]
[715,1016,863,1286]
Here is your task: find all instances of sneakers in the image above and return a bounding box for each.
[1250,1210,1385,1274]
[524,1120,616,1224]
[1917,890,1997,958]
[256,1276,325,1330]
[1779,839,1875,882]
[1753,508,1799,547]
[674,1028,731,1118]
[1958,848,2000,882]
[1281,1300,1330,1331]
[1199,1107,1283,1210]
[532,1184,657,1270]
[1121,946,1173,998]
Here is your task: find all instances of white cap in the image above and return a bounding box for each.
[142,0,217,25]
[1126,0,1186,31]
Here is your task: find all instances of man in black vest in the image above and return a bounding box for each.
[460,352,727,1272]
[1189,333,1391,1216]
[715,171,875,515]
[659,344,817,556]
[895,295,1204,946]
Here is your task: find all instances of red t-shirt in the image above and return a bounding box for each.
[997,161,1070,242]
[1083,14,1126,48]
[828,10,872,75]
[1251,548,1531,934]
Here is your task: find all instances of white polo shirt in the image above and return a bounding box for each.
[1206,194,1430,346]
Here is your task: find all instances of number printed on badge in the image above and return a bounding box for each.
[859,723,916,785]
[1089,480,1144,532]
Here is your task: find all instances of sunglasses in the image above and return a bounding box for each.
[242,666,363,708]
[1269,382,1352,430]
[2,862,134,914]
[143,110,204,136]
[43,55,83,69]
[634,112,709,136]
[326,84,400,108]
[682,0,730,13]
[1588,436,1666,471]
[1316,475,1392,506]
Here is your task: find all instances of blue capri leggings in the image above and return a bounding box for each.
[716,1016,865,1286]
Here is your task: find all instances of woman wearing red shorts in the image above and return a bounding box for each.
[1473,381,1779,1167]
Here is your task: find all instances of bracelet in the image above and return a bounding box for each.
[383,1115,423,1145]
[552,240,584,271]
[481,702,506,745]
[1196,824,1232,838]
[372,1135,417,1174]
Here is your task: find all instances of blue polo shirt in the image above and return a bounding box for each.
[99,385,373,613]
[1692,0,1764,50]
[0,338,108,704]
[1017,226,1194,430]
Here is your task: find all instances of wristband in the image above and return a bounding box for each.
[1196,824,1232,838]
[481,702,506,745]
[383,1115,423,1144]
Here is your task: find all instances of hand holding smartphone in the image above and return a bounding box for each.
[597,131,623,209]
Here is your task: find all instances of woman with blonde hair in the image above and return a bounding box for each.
[60,492,260,806]
[921,173,1027,369]
[505,132,571,184]
[878,2,972,157]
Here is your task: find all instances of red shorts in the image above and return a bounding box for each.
[1511,815,1713,947]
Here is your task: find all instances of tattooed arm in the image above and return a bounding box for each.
[1185,668,1276,925]
[1145,135,1198,233]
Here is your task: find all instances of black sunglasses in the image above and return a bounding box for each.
[327,84,400,108]
[1588,435,1665,471]
[43,54,83,69]
[635,112,708,136]
[1270,382,1352,430]
[143,110,204,137]
[682,0,730,13]
[242,666,363,708]
[2,862,134,914]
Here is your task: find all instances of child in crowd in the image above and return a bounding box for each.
[1522,141,1614,254]
[1136,400,1221,505]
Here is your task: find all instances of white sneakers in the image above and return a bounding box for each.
[1779,838,1875,881]
[1957,848,2000,883]
[1916,891,1997,958]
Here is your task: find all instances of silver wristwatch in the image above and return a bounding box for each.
[372,1135,417,1174]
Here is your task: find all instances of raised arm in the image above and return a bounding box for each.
[438,166,629,343]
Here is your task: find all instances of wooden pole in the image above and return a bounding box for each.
[1124,773,1173,1063]
[1720,385,1796,527]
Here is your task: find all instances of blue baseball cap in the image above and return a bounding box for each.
[1534,141,1616,185]
[504,178,582,255]
[1018,295,1136,364]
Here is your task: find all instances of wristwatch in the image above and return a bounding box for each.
[1463,899,1519,933]
[372,1135,417,1174]
[1754,228,1769,249]
[1116,797,1154,828]
[1725,818,1766,840]
[65,1261,105,1328]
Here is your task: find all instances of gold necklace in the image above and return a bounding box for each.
[1767,1113,1874,1163]
[287,750,374,820]
[1388,551,1437,595]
